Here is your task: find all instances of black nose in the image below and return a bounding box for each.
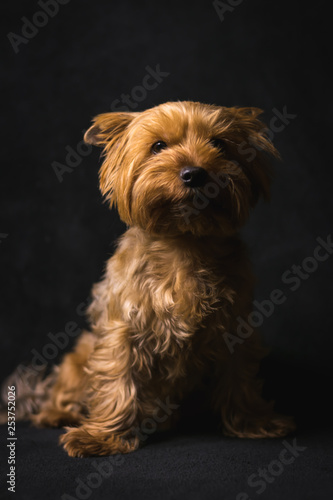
[180,166,208,187]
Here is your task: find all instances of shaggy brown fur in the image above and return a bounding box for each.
[5,101,295,456]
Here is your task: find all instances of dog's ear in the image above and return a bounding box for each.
[225,107,279,203]
[230,107,279,158]
[84,112,138,147]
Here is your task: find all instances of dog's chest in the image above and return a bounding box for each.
[125,240,228,322]
[96,227,249,337]
[120,231,243,340]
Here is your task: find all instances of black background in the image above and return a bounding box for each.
[1,0,332,427]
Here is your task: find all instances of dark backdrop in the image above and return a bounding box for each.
[1,0,332,423]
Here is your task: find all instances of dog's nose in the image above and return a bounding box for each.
[179,166,208,187]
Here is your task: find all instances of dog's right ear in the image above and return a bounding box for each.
[84,112,138,147]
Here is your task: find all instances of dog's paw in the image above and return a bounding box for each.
[59,426,139,457]
[224,413,296,439]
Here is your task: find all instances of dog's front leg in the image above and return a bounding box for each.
[60,320,141,457]
[215,335,295,438]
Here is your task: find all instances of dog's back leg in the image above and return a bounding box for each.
[31,331,96,428]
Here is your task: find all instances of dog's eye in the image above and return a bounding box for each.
[210,138,226,152]
[151,141,167,154]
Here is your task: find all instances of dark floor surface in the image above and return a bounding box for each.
[1,418,332,500]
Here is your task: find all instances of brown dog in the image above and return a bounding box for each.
[6,101,295,456]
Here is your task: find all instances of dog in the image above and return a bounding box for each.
[2,101,295,457]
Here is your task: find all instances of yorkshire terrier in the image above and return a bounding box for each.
[3,101,295,456]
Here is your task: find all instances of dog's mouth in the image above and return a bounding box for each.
[182,189,224,210]
[179,176,230,212]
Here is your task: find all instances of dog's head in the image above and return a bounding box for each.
[85,101,278,236]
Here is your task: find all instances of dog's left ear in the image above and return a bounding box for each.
[230,107,278,158]
[227,107,279,204]
[84,112,138,147]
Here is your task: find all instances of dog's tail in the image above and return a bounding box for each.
[0,363,57,423]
